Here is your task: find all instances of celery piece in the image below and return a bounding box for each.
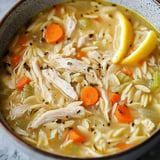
[149,71,160,90]
[23,84,34,98]
[139,108,160,124]
[111,82,130,94]
[117,72,132,84]
[79,19,91,28]
[16,118,28,130]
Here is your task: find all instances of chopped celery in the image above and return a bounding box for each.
[63,143,81,156]
[117,72,132,84]
[16,118,28,130]
[79,19,92,28]
[139,108,160,124]
[149,71,160,90]
[23,84,34,98]
[111,82,130,94]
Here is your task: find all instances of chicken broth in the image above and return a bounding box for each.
[0,0,160,158]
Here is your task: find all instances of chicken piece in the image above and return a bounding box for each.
[87,50,101,62]
[77,34,89,48]
[10,105,28,120]
[50,57,90,73]
[98,88,111,122]
[42,69,78,100]
[63,14,77,37]
[141,118,155,133]
[30,101,91,128]
[62,42,76,56]
[32,57,53,103]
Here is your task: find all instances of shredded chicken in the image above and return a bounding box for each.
[42,69,78,100]
[77,34,89,48]
[98,88,111,122]
[141,118,155,133]
[32,57,53,103]
[10,105,28,120]
[63,14,77,37]
[50,57,90,73]
[87,50,101,62]
[30,101,91,128]
[62,42,76,56]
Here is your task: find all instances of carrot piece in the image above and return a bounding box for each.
[138,59,144,66]
[11,55,21,68]
[56,5,62,12]
[110,92,120,104]
[121,69,132,76]
[94,17,101,22]
[81,86,99,106]
[117,143,135,150]
[66,130,86,143]
[77,51,86,59]
[114,104,134,123]
[16,76,30,90]
[17,35,28,46]
[45,23,64,44]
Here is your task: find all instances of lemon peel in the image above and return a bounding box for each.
[121,30,158,65]
[112,12,134,64]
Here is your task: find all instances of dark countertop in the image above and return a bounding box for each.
[0,1,160,160]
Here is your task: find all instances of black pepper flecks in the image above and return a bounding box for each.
[107,123,111,126]
[106,64,110,70]
[67,62,72,65]
[89,33,94,38]
[112,3,117,7]
[132,122,135,127]
[23,62,30,71]
[90,83,98,87]
[77,110,81,114]
[87,67,93,72]
[40,66,43,70]
[44,52,49,56]
[56,119,62,123]
[41,38,46,42]
[83,74,86,80]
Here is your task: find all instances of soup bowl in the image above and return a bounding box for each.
[0,0,160,159]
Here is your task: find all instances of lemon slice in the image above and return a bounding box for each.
[121,30,158,65]
[112,12,133,64]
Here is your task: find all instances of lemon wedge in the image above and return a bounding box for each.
[121,30,158,65]
[112,12,133,64]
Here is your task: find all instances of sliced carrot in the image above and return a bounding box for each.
[77,51,86,59]
[138,59,144,66]
[16,76,30,90]
[81,86,99,106]
[121,69,132,76]
[117,143,135,150]
[11,55,21,68]
[17,35,28,46]
[56,5,62,12]
[66,130,86,143]
[114,104,134,123]
[110,92,120,104]
[45,23,64,44]
[94,17,101,22]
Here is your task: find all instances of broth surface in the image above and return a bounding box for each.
[0,0,160,158]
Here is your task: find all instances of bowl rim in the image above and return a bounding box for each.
[0,0,160,159]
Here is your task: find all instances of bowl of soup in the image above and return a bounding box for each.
[0,0,160,159]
